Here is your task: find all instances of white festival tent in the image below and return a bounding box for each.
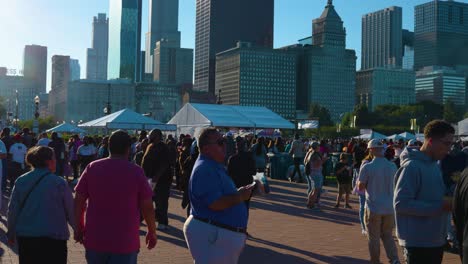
[353,131,387,140]
[398,132,416,140]
[459,118,468,136]
[78,108,176,131]
[387,134,404,140]
[46,123,86,134]
[168,103,295,135]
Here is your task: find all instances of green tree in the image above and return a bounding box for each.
[341,112,352,127]
[417,100,443,126]
[18,116,58,133]
[308,103,333,127]
[443,100,462,123]
[353,104,376,127]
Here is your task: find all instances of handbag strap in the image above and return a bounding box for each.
[17,171,50,216]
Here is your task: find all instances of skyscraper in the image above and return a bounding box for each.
[402,29,415,70]
[194,0,274,94]
[356,68,415,111]
[361,6,402,70]
[145,0,181,75]
[23,45,47,94]
[49,55,71,121]
[415,66,466,107]
[307,0,356,121]
[414,0,468,70]
[86,13,109,80]
[153,40,193,85]
[108,0,142,81]
[215,42,297,119]
[70,59,81,81]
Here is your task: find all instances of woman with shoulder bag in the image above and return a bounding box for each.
[306,142,328,209]
[304,147,315,201]
[7,146,75,264]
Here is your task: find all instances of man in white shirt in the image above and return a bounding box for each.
[358,139,400,264]
[9,134,27,188]
[288,134,305,183]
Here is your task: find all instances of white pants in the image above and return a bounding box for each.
[183,215,247,264]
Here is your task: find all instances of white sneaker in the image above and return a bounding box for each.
[157,224,168,231]
[361,229,367,236]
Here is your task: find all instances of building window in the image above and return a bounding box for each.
[449,6,453,24]
[460,7,464,24]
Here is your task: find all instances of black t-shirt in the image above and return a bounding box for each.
[453,167,468,251]
[353,146,365,169]
[227,151,256,188]
[335,162,352,184]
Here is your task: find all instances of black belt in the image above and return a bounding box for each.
[193,216,247,234]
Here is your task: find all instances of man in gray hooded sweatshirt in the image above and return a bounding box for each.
[394,120,455,264]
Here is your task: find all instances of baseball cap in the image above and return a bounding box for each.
[13,133,22,141]
[367,139,383,149]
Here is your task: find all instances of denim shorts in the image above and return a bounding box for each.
[311,174,323,189]
[85,249,138,264]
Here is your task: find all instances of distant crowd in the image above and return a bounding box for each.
[1,120,468,264]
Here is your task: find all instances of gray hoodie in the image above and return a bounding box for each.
[394,147,447,248]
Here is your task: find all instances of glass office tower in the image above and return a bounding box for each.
[108,0,142,81]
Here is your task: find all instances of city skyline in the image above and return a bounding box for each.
[1,0,468,91]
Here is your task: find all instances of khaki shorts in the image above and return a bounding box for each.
[338,183,351,194]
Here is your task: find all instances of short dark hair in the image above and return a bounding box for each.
[26,146,54,168]
[424,120,455,139]
[51,132,59,140]
[109,130,131,155]
[148,129,162,143]
[198,127,219,149]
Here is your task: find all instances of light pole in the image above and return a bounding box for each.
[103,83,111,115]
[33,95,40,134]
[14,90,19,132]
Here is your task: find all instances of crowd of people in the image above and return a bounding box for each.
[1,120,468,263]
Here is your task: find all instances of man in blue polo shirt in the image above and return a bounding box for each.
[183,127,254,264]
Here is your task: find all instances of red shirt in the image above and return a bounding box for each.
[75,158,153,254]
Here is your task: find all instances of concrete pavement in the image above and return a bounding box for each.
[0,179,459,263]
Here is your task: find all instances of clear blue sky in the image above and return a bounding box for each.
[1,0,467,91]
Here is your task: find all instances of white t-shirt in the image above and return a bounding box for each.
[78,144,97,156]
[9,143,27,164]
[37,138,52,147]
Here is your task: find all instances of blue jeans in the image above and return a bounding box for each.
[85,250,138,264]
[312,174,323,202]
[2,159,7,192]
[359,194,366,231]
[305,175,314,195]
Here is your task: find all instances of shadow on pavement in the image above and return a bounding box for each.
[250,180,360,226]
[239,244,312,264]
[157,226,188,249]
[246,237,368,264]
[168,212,187,224]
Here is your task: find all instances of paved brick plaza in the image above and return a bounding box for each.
[0,179,459,263]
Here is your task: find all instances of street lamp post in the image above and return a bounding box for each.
[15,90,19,132]
[33,95,40,134]
[103,84,111,115]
